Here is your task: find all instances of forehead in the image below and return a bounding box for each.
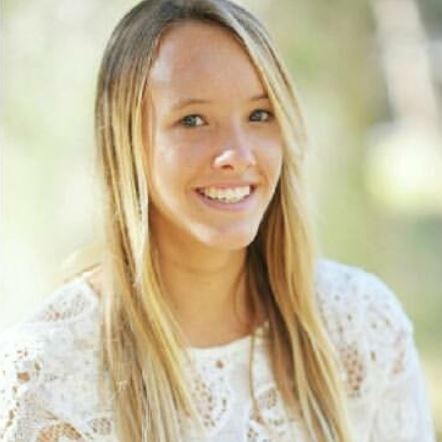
[148,21,265,103]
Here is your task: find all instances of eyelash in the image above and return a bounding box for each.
[181,114,205,128]
[249,109,273,122]
[179,109,274,128]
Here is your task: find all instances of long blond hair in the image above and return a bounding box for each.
[94,0,353,440]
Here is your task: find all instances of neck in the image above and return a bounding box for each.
[152,227,259,347]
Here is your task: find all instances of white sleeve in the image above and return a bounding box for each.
[364,276,436,442]
[0,327,86,442]
[0,279,115,442]
[0,328,45,441]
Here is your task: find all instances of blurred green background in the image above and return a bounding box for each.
[1,0,441,438]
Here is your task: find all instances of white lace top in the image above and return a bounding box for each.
[0,260,435,441]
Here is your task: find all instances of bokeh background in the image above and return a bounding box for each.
[1,0,441,437]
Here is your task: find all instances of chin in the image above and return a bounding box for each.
[196,225,259,251]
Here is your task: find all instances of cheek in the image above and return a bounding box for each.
[149,136,207,198]
[154,130,211,170]
[256,136,283,184]
[150,150,182,200]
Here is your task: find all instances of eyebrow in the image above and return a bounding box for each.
[171,93,269,111]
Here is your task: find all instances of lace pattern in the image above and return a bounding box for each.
[0,280,116,441]
[187,353,234,434]
[0,260,436,441]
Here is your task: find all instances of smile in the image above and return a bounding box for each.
[196,185,254,204]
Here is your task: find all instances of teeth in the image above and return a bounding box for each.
[199,186,252,203]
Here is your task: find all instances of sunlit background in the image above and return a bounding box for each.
[1,0,441,437]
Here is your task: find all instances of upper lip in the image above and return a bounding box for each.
[195,181,257,189]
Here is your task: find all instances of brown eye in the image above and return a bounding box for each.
[249,109,273,122]
[181,114,205,127]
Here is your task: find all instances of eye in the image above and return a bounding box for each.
[180,114,205,128]
[249,109,273,123]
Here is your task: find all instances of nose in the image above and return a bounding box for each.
[212,125,257,172]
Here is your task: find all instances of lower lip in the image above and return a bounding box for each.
[194,188,257,212]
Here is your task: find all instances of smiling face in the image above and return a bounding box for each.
[145,21,283,251]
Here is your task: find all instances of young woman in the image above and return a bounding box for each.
[0,0,435,441]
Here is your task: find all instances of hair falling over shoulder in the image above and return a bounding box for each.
[93,0,354,440]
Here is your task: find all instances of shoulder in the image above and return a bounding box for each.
[315,258,412,336]
[0,274,109,440]
[0,272,102,347]
[0,272,103,379]
[0,271,103,373]
[1,271,101,350]
[314,259,415,399]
